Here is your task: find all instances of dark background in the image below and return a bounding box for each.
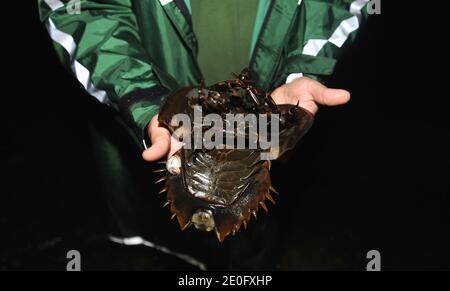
[1,2,448,270]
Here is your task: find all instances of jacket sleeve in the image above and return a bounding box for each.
[38,0,171,148]
[279,0,370,85]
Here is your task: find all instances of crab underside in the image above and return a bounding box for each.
[154,69,314,242]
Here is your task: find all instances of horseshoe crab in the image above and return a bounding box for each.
[154,69,314,242]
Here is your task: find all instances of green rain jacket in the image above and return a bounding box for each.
[38,0,369,149]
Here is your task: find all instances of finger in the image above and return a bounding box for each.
[308,80,351,106]
[320,88,351,106]
[142,118,171,162]
[142,132,170,161]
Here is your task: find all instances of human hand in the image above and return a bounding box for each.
[271,77,351,114]
[142,115,183,161]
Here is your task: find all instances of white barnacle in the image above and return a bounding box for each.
[166,155,181,175]
[191,209,215,232]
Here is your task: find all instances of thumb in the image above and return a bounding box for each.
[318,88,351,106]
[142,116,171,162]
[307,79,351,106]
[142,134,170,161]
